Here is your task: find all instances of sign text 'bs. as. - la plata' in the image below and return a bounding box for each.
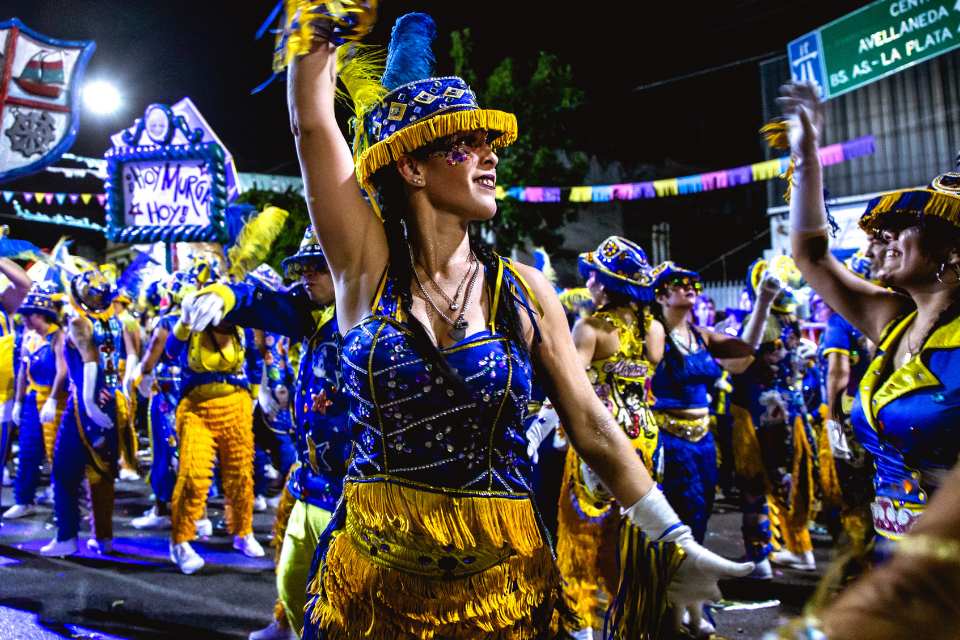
[789,0,960,100]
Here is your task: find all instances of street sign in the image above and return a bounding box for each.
[788,0,960,99]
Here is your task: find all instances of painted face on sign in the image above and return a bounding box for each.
[145,108,169,143]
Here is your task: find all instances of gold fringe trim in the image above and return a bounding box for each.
[310,527,562,639]
[355,109,518,188]
[339,477,543,555]
[556,447,620,627]
[761,120,794,203]
[859,188,960,232]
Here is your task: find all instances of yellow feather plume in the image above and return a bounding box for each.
[336,43,388,164]
[761,120,794,202]
[227,206,290,282]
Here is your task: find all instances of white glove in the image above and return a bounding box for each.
[526,401,560,464]
[82,361,114,430]
[757,271,784,301]
[826,418,852,460]
[137,369,156,398]
[797,338,818,362]
[623,487,754,635]
[123,355,140,398]
[178,293,197,328]
[258,369,279,421]
[188,292,226,332]
[12,401,21,426]
[39,397,58,424]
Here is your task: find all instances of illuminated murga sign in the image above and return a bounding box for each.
[104,103,228,243]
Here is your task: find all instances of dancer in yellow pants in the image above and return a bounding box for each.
[165,300,263,574]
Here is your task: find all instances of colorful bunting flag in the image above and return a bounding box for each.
[569,186,592,202]
[700,171,728,191]
[80,194,92,205]
[726,166,753,187]
[653,179,678,197]
[591,186,613,202]
[96,194,106,206]
[1,192,11,203]
[819,144,844,166]
[751,159,782,182]
[55,193,66,205]
[23,193,33,203]
[677,175,703,195]
[543,187,561,202]
[68,194,79,204]
[43,193,53,204]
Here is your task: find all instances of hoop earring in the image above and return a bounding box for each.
[936,263,960,284]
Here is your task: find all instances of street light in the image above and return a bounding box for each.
[83,80,122,116]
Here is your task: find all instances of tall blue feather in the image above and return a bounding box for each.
[114,250,157,299]
[381,14,436,91]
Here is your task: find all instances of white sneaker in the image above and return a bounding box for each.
[249,620,298,640]
[3,503,38,519]
[119,468,140,481]
[194,518,213,537]
[87,538,112,555]
[40,537,78,557]
[744,558,773,580]
[233,533,265,558]
[170,541,204,574]
[264,464,279,481]
[132,507,171,530]
[771,549,816,571]
[1,467,11,486]
[253,495,268,512]
[265,494,282,509]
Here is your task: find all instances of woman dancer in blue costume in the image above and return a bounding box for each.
[130,272,197,530]
[784,79,960,563]
[650,264,778,569]
[228,6,753,638]
[41,266,138,556]
[4,285,66,519]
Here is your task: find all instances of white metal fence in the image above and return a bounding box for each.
[701,280,746,312]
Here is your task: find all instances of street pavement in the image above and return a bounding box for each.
[0,476,830,639]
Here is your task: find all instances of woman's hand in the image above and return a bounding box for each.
[776,81,824,159]
[756,271,784,307]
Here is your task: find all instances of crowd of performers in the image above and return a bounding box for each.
[2,4,960,640]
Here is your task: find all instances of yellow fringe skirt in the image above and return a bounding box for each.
[306,476,571,640]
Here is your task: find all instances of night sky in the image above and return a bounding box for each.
[6,0,871,273]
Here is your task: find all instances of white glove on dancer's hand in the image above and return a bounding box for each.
[123,355,140,398]
[258,369,279,421]
[526,401,560,464]
[623,487,754,635]
[39,397,57,424]
[11,401,21,426]
[137,369,156,398]
[826,418,852,460]
[187,293,226,332]
[82,361,114,430]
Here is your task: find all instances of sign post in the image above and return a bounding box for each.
[103,104,228,252]
[788,0,960,100]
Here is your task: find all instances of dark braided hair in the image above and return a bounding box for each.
[596,290,648,348]
[372,153,530,383]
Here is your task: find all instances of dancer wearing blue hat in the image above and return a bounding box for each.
[4,285,66,519]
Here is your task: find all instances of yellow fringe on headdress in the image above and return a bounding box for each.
[307,477,568,639]
[355,109,518,188]
[858,188,960,232]
[227,206,289,282]
[272,0,380,73]
[761,120,794,203]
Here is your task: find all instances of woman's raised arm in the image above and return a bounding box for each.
[288,46,387,327]
[781,82,910,343]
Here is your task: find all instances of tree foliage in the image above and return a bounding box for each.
[234,186,310,279]
[451,30,588,253]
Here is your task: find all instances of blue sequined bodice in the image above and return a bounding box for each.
[342,270,535,494]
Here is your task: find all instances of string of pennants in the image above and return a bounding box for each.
[494,135,876,202]
[1,191,106,206]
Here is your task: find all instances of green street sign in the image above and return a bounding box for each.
[788,0,960,99]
